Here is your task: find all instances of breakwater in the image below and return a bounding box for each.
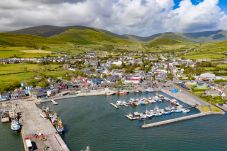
[142,112,224,128]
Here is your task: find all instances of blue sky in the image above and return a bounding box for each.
[174,0,227,12]
[219,0,227,12]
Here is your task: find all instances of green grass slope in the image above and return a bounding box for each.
[181,41,227,60]
[49,28,142,50]
[143,33,195,52]
[0,33,59,48]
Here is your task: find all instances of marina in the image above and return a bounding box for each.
[44,95,227,151]
[109,91,202,123]
[0,90,225,151]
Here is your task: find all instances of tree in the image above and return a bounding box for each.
[37,79,49,88]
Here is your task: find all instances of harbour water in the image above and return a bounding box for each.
[0,92,227,151]
[0,122,24,151]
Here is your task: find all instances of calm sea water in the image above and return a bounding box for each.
[0,122,23,151]
[0,92,227,151]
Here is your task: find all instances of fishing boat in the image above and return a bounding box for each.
[56,119,64,133]
[51,113,58,124]
[117,90,128,95]
[1,111,10,123]
[11,119,21,131]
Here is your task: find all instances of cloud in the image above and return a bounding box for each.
[0,0,226,36]
[165,0,225,32]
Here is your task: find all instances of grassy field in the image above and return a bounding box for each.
[181,41,227,60]
[198,105,222,113]
[0,63,69,92]
[0,47,61,58]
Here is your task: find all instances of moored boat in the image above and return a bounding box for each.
[86,146,90,151]
[51,99,58,105]
[106,91,116,96]
[11,119,21,131]
[56,119,64,133]
[117,90,129,95]
[182,108,190,113]
[1,111,10,123]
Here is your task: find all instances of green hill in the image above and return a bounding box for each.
[1,26,143,56]
[142,33,195,52]
[182,40,227,60]
[2,25,227,56]
[0,33,57,47]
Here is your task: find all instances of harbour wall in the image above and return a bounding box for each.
[142,112,224,128]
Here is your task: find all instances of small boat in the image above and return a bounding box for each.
[110,103,119,109]
[145,88,153,93]
[140,114,148,120]
[182,108,190,113]
[9,110,17,119]
[51,113,58,124]
[133,112,140,116]
[170,99,180,106]
[11,119,21,131]
[51,99,58,105]
[125,113,137,120]
[85,146,90,151]
[117,90,128,95]
[174,108,182,113]
[1,111,10,123]
[56,119,64,133]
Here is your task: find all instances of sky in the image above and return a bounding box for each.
[0,0,227,36]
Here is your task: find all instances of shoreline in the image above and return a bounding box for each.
[1,88,225,151]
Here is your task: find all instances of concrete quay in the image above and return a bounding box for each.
[19,101,70,151]
[142,112,222,128]
[161,88,209,106]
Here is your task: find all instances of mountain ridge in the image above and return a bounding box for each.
[8,25,227,42]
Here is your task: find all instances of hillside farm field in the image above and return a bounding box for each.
[0,63,70,92]
[181,41,227,60]
[0,47,60,58]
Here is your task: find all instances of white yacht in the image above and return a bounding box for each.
[182,108,190,113]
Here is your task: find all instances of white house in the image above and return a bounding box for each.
[124,76,142,84]
[112,60,122,66]
[197,73,216,81]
